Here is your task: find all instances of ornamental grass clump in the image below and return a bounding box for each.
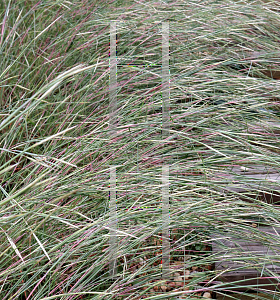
[0,0,280,299]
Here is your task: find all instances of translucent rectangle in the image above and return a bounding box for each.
[109,165,117,277]
[110,21,117,131]
[162,164,170,278]
[162,22,170,138]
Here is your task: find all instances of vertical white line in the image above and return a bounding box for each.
[110,21,117,132]
[162,21,170,139]
[109,165,117,277]
[109,21,118,278]
[162,165,170,278]
[184,228,186,286]
[162,21,170,279]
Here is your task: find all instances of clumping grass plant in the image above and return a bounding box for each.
[1,0,280,299]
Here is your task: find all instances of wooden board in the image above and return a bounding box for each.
[212,226,280,292]
[216,292,275,300]
[209,165,280,202]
